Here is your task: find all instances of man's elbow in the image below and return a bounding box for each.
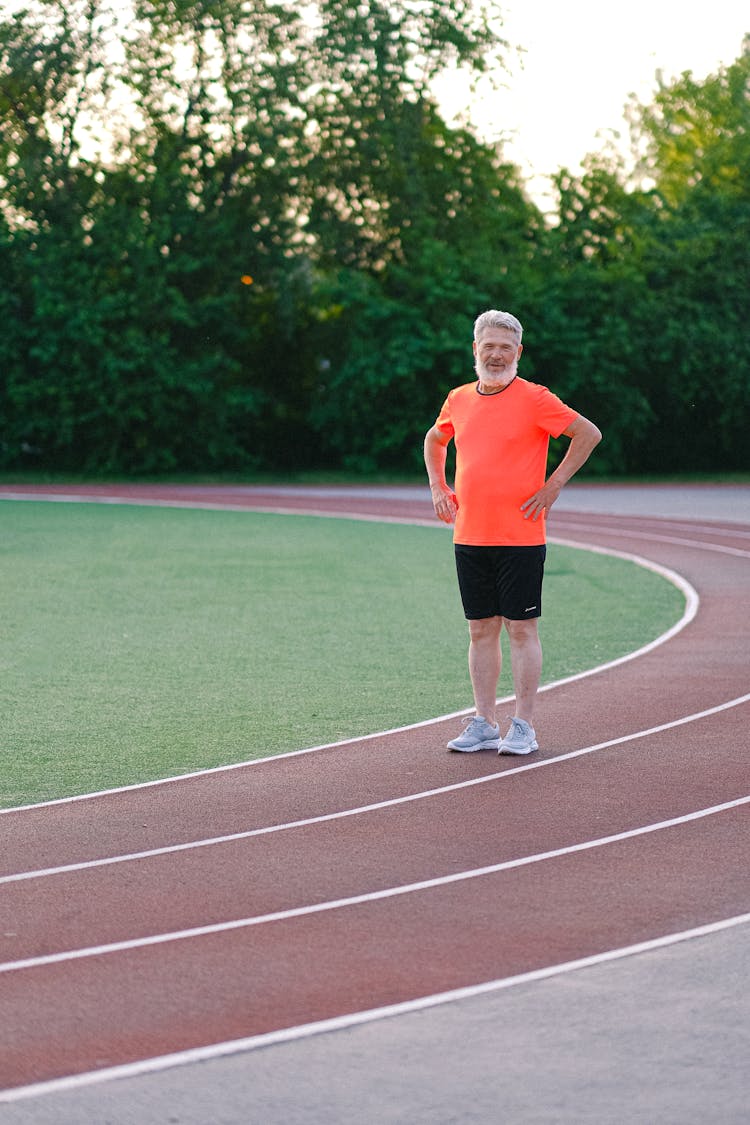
[574,417,602,448]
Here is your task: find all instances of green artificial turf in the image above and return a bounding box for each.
[1,500,686,807]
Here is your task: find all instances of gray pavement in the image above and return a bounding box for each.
[3,922,748,1124]
[553,482,750,525]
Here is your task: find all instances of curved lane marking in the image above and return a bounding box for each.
[0,494,745,1104]
[0,536,699,816]
[2,909,749,1106]
[3,691,749,885]
[10,489,741,555]
[2,909,748,1105]
[1,794,748,976]
[558,520,750,559]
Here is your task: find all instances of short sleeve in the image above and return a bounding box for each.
[434,392,455,438]
[536,386,578,438]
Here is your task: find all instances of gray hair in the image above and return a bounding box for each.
[473,309,523,345]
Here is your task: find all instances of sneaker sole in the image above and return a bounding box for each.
[498,741,539,756]
[448,739,501,753]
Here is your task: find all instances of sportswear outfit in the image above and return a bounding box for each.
[434,375,578,754]
[434,376,578,548]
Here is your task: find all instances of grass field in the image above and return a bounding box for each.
[1,500,686,808]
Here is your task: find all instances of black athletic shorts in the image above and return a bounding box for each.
[454,544,546,621]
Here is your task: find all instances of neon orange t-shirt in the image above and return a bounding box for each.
[434,377,578,545]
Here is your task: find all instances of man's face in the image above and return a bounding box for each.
[473,327,523,388]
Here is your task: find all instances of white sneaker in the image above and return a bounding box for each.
[499,717,539,755]
[447,716,501,752]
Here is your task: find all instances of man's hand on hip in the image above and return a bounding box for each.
[521,480,562,521]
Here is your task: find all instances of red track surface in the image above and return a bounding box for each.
[1,484,749,1095]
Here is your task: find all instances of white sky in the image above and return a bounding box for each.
[4,0,746,211]
[434,0,749,208]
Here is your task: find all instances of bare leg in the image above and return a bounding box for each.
[503,617,542,725]
[467,616,503,723]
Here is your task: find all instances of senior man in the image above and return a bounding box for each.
[424,309,602,755]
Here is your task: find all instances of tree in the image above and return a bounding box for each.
[1,0,532,472]
[306,113,541,471]
[519,41,750,475]
[623,41,750,470]
[4,2,744,476]
[521,159,657,475]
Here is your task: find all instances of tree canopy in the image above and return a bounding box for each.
[0,2,747,476]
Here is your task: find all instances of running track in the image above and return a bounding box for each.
[1,483,748,1101]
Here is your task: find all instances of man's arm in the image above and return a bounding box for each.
[521,414,602,522]
[424,425,458,525]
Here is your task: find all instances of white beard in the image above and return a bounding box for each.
[476,356,518,389]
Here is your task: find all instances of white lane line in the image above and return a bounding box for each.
[2,909,748,1105]
[3,691,748,886]
[0,540,699,816]
[558,520,750,558]
[5,488,749,544]
[564,515,750,539]
[0,491,437,525]
[1,795,748,976]
[5,489,750,536]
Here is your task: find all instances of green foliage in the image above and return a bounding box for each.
[305,106,539,471]
[625,46,750,471]
[0,3,747,475]
[521,42,750,475]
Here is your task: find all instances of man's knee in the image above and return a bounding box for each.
[468,616,503,643]
[502,616,539,642]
